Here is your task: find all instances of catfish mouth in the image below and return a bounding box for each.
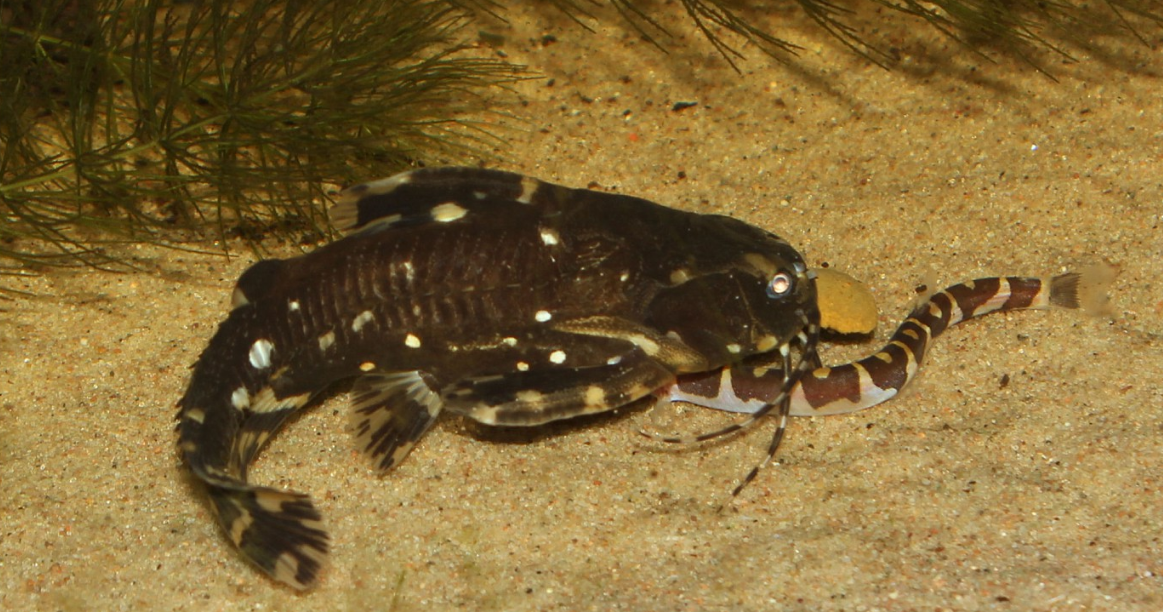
[720,303,820,495]
[648,299,822,497]
[732,305,821,405]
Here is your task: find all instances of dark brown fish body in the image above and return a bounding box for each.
[177,167,819,588]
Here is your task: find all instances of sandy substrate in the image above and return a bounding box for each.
[2,6,1161,611]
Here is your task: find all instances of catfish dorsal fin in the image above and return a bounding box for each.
[330,172,415,233]
[330,167,547,234]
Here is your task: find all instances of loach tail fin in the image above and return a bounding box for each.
[207,482,329,590]
[1049,263,1118,314]
[1048,271,1083,309]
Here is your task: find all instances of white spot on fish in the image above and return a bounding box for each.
[628,334,660,356]
[584,386,606,408]
[516,361,530,371]
[231,288,249,309]
[669,268,692,284]
[619,272,630,282]
[549,350,567,364]
[539,227,560,246]
[404,333,422,348]
[231,387,250,410]
[517,389,545,402]
[249,339,274,369]
[360,361,376,372]
[352,310,374,333]
[354,172,412,196]
[517,176,540,204]
[726,343,742,354]
[502,336,518,346]
[535,310,552,323]
[288,300,301,312]
[185,407,207,423]
[471,405,499,424]
[372,213,402,229]
[431,202,468,223]
[607,355,623,365]
[756,335,778,352]
[318,331,336,351]
[403,261,415,282]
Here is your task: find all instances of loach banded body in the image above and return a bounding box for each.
[662,273,1102,422]
[650,270,1107,496]
[176,167,1109,589]
[176,167,821,589]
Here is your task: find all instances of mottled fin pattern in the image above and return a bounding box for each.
[332,167,541,234]
[349,371,444,472]
[550,315,712,373]
[443,348,676,426]
[177,320,328,590]
[208,483,328,590]
[181,403,329,589]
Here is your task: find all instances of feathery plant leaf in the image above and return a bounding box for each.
[0,0,525,286]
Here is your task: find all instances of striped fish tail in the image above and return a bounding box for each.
[178,409,329,590]
[177,361,330,588]
[205,480,329,590]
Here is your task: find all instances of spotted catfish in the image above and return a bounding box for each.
[176,167,822,589]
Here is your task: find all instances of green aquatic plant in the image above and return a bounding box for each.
[0,0,525,285]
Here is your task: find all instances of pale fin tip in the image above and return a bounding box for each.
[1051,262,1118,315]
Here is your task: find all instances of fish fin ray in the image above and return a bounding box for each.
[349,371,444,472]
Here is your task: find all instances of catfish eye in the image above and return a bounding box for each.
[766,272,794,298]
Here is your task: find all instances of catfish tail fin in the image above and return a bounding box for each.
[206,481,329,590]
